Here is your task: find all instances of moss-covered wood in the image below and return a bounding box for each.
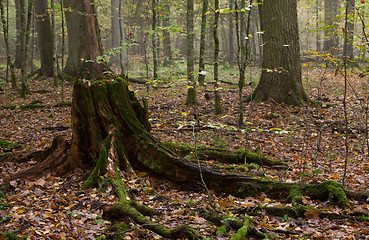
[163,141,287,168]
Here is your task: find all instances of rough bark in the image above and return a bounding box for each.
[35,0,54,77]
[62,0,109,78]
[251,0,309,106]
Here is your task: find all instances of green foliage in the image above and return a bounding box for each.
[0,232,27,240]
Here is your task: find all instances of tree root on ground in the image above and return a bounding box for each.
[163,141,288,169]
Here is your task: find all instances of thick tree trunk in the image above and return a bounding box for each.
[35,0,54,77]
[251,0,309,106]
[62,0,109,78]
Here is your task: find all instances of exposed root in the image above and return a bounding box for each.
[8,136,71,181]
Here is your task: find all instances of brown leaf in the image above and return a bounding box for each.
[304,208,320,220]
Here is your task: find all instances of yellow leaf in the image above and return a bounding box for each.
[205,10,210,15]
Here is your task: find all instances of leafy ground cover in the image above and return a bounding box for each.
[0,62,369,239]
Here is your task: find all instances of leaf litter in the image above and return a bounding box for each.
[0,67,369,239]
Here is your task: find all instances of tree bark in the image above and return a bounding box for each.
[162,0,172,64]
[62,0,109,78]
[228,0,235,66]
[35,0,54,77]
[185,0,196,105]
[323,0,339,55]
[213,0,222,114]
[197,0,208,85]
[347,0,355,60]
[151,0,158,79]
[251,0,309,106]
[109,0,128,72]
[14,0,24,68]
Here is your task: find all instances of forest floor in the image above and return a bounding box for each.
[1,62,369,239]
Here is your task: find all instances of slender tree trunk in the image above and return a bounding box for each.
[252,0,308,105]
[62,0,109,78]
[50,0,58,87]
[14,0,24,68]
[214,0,222,114]
[152,0,158,79]
[185,0,196,105]
[20,0,34,98]
[236,0,250,127]
[315,0,321,52]
[323,0,339,55]
[198,0,208,85]
[228,0,235,66]
[162,0,172,65]
[110,0,128,73]
[347,0,355,60]
[35,0,54,77]
[0,0,17,89]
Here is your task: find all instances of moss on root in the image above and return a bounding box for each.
[305,180,350,208]
[83,136,111,189]
[162,142,286,167]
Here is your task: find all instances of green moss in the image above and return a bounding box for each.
[0,140,15,149]
[216,226,227,236]
[55,101,72,107]
[103,223,129,240]
[0,232,27,240]
[83,136,111,189]
[287,186,302,204]
[1,104,16,110]
[229,216,251,240]
[306,180,350,208]
[237,183,259,197]
[20,104,45,109]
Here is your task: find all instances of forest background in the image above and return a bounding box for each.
[1,0,369,239]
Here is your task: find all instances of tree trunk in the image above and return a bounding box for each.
[228,0,235,66]
[0,0,17,89]
[14,0,24,68]
[323,0,339,55]
[347,0,355,60]
[62,0,109,78]
[162,0,172,65]
[35,0,54,77]
[197,0,208,85]
[251,0,309,106]
[109,0,128,72]
[213,0,222,114]
[185,0,196,105]
[151,0,158,79]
